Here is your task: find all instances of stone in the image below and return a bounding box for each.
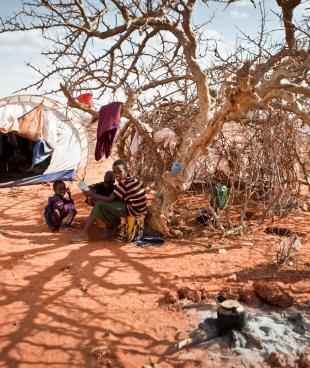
[265,352,297,368]
[177,287,201,303]
[253,281,294,308]
[230,330,247,348]
[217,287,240,302]
[298,348,310,368]
[170,229,184,238]
[160,291,178,305]
[301,202,310,212]
[199,287,209,300]
[239,287,261,306]
[287,312,305,334]
[227,273,237,282]
[143,362,161,368]
[80,285,88,293]
[259,326,271,335]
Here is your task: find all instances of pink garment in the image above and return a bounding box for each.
[95,102,122,160]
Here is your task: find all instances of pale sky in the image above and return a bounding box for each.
[0,0,308,103]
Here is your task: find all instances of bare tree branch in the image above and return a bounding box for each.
[1,0,309,233]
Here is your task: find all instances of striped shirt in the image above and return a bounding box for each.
[113,175,147,216]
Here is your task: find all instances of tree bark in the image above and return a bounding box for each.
[146,182,179,236]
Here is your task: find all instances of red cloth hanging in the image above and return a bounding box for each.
[95,102,122,160]
[77,93,94,107]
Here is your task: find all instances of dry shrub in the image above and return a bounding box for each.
[118,100,199,185]
[190,109,309,228]
[118,103,309,231]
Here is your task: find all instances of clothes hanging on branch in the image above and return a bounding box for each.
[154,127,178,155]
[129,123,153,156]
[130,131,143,156]
[95,102,122,160]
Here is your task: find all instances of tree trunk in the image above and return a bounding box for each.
[146,182,179,236]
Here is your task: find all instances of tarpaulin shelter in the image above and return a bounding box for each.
[0,95,88,187]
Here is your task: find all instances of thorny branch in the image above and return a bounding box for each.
[0,0,309,232]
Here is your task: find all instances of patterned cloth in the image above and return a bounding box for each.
[44,195,76,229]
[117,215,145,242]
[113,175,147,216]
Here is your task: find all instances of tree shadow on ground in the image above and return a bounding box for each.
[3,190,308,367]
[0,192,203,367]
[236,261,310,283]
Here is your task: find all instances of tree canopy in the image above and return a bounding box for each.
[1,0,309,232]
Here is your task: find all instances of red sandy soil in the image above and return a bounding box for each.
[0,175,309,367]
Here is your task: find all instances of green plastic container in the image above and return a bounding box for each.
[210,184,228,210]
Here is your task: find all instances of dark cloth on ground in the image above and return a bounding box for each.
[92,199,128,225]
[95,102,122,160]
[113,175,147,216]
[44,194,76,229]
[136,235,164,248]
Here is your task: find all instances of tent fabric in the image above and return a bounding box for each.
[32,139,53,166]
[0,101,57,149]
[0,169,76,188]
[0,95,88,187]
[17,105,45,142]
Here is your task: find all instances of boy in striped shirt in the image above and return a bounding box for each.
[113,162,147,216]
[73,159,146,242]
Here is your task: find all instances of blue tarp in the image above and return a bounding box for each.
[32,139,53,166]
[0,169,76,188]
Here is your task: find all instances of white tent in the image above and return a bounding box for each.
[0,95,88,187]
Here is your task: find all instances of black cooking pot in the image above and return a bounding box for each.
[217,300,247,331]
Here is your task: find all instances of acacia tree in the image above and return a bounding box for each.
[1,0,309,233]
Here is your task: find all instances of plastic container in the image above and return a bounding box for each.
[211,184,228,210]
[77,93,94,107]
[217,300,247,331]
[171,160,181,176]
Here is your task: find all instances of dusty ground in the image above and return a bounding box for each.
[0,169,309,367]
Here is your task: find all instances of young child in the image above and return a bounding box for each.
[73,159,146,242]
[44,180,77,231]
[85,170,115,207]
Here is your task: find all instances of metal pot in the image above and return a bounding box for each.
[217,300,247,331]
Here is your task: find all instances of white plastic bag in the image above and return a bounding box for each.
[154,128,178,155]
[129,123,153,156]
[130,131,143,156]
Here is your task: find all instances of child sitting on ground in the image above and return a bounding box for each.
[73,159,146,242]
[85,171,115,207]
[44,180,77,231]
